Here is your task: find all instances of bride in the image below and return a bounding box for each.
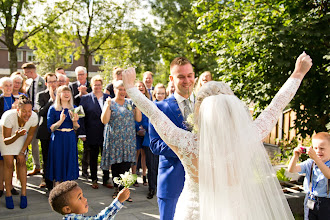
[123,52,312,220]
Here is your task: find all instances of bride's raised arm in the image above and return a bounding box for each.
[122,68,195,158]
[254,52,312,140]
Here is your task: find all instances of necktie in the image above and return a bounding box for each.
[183,99,192,121]
[31,80,35,108]
[148,89,152,100]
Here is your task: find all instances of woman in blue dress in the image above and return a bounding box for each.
[101,80,141,200]
[47,85,80,186]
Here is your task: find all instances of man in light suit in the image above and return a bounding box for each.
[36,72,57,191]
[149,57,195,220]
[22,62,47,176]
[143,71,154,100]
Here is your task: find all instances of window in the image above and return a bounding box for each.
[8,50,23,62]
[26,51,37,62]
[63,54,73,64]
[93,55,104,66]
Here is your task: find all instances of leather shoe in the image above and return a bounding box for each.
[0,190,3,197]
[147,190,155,199]
[27,168,41,176]
[102,181,114,189]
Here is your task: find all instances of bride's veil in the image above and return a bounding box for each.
[198,94,294,220]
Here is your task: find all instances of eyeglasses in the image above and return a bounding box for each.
[47,81,57,84]
[58,80,66,83]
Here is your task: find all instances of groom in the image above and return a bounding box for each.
[149,57,195,220]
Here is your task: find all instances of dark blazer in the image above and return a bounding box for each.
[69,81,92,106]
[78,92,110,146]
[36,89,53,140]
[0,95,16,118]
[149,95,186,199]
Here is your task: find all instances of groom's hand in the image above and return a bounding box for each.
[291,52,312,80]
[123,67,136,89]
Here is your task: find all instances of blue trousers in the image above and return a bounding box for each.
[158,197,179,220]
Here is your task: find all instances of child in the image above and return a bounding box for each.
[152,83,167,101]
[288,132,330,220]
[49,181,130,220]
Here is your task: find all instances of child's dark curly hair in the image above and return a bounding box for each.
[48,181,78,215]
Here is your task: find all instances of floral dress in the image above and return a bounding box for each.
[101,99,136,169]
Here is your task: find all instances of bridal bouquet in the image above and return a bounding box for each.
[113,172,137,188]
[70,105,85,118]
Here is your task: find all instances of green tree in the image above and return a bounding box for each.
[0,0,73,73]
[69,0,133,76]
[27,24,79,74]
[193,0,329,137]
[150,0,218,79]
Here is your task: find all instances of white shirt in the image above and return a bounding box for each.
[174,92,194,115]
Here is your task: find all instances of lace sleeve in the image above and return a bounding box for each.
[254,78,301,140]
[126,87,196,158]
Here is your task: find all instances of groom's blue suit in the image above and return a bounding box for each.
[149,95,186,220]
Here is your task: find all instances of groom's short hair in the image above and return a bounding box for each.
[170,57,192,70]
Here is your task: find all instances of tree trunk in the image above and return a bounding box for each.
[8,46,18,74]
[84,52,89,78]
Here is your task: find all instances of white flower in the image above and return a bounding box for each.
[127,104,132,111]
[115,172,137,188]
[38,81,42,86]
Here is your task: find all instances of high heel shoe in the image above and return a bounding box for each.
[20,196,27,209]
[6,196,14,209]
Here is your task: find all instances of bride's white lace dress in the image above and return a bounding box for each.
[126,78,300,220]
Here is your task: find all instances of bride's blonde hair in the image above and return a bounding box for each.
[193,81,234,130]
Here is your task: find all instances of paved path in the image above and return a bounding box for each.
[0,170,160,220]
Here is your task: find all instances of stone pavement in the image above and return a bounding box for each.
[0,170,160,220]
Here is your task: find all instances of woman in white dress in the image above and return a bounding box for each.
[122,52,312,220]
[0,95,38,209]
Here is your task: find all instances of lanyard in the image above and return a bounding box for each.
[309,160,330,197]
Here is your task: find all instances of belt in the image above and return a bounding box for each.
[56,128,74,132]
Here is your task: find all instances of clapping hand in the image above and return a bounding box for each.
[69,111,79,122]
[16,128,27,137]
[122,67,136,89]
[78,85,88,96]
[292,52,313,79]
[60,110,66,122]
[105,97,112,108]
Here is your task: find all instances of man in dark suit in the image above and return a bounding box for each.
[22,62,47,176]
[35,73,58,191]
[69,66,92,106]
[149,57,195,220]
[69,66,92,177]
[78,75,112,188]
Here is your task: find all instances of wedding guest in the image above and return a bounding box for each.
[22,62,46,176]
[132,81,150,187]
[10,74,26,99]
[47,85,80,186]
[79,75,112,189]
[0,78,20,199]
[288,132,330,220]
[104,67,123,98]
[69,66,92,178]
[55,67,70,86]
[166,81,175,97]
[152,83,167,101]
[0,96,38,209]
[11,71,27,94]
[56,73,68,87]
[100,80,141,201]
[36,73,58,191]
[195,71,213,93]
[143,71,154,100]
[49,181,130,219]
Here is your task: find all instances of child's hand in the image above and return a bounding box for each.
[117,188,130,203]
[293,146,303,156]
[307,147,318,161]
